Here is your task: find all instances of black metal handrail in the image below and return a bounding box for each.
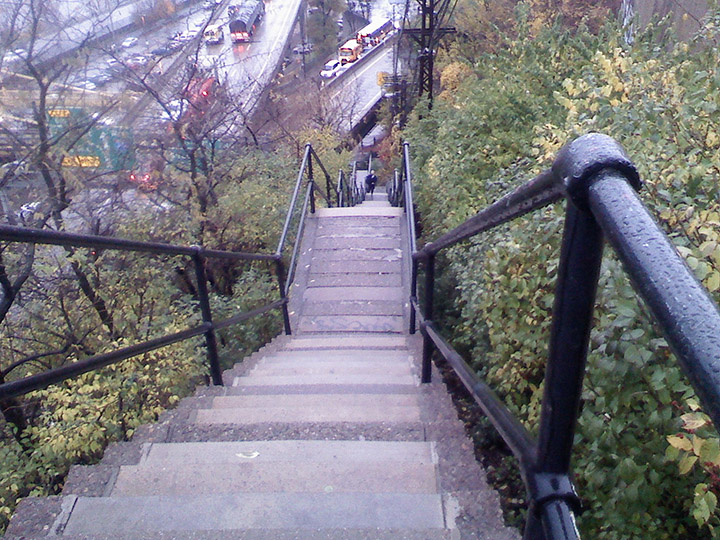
[0,225,285,396]
[350,161,361,205]
[399,134,720,540]
[337,170,346,207]
[0,143,336,402]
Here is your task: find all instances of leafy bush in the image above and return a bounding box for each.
[0,146,299,533]
[404,11,720,539]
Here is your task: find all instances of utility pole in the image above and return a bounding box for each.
[403,0,455,107]
[299,0,308,77]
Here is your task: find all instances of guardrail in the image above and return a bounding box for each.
[0,143,337,403]
[394,134,720,540]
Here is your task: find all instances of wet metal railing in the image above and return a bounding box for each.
[395,134,720,540]
[0,226,285,396]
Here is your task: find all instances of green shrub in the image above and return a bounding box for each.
[405,13,720,539]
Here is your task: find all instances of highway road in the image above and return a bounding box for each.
[326,39,396,132]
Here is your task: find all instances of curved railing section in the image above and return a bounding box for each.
[397,134,720,540]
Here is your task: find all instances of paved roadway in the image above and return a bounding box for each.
[194,0,303,113]
[327,39,396,131]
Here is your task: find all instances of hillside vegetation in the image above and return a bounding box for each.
[403,2,720,538]
[0,142,346,532]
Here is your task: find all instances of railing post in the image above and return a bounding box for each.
[308,150,316,214]
[274,257,292,335]
[410,257,418,334]
[525,134,637,538]
[523,197,600,540]
[337,170,345,207]
[326,165,334,207]
[421,254,435,383]
[192,248,223,386]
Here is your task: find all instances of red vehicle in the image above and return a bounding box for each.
[184,76,217,119]
[228,0,265,43]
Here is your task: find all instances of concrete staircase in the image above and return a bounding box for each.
[4,193,518,540]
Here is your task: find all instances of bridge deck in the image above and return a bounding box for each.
[5,193,518,540]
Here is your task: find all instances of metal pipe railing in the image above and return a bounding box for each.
[284,183,314,294]
[402,133,720,540]
[0,226,285,393]
[351,161,358,205]
[415,169,563,260]
[0,226,277,262]
[308,146,335,206]
[400,142,419,334]
[587,169,720,428]
[0,323,212,401]
[276,144,313,255]
[193,251,222,384]
[337,169,346,207]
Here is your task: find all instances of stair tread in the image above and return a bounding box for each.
[232,373,415,386]
[138,440,436,464]
[113,460,438,495]
[7,528,455,540]
[205,393,419,410]
[60,493,448,534]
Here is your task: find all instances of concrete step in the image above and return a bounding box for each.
[194,405,422,424]
[58,493,448,534]
[231,368,415,385]
[7,529,455,540]
[316,207,402,217]
[316,224,399,234]
[281,335,408,350]
[256,356,411,368]
[313,237,401,249]
[303,287,403,302]
[113,456,437,496]
[310,248,402,262]
[315,228,399,238]
[298,315,405,334]
[359,201,391,207]
[308,260,401,274]
[316,214,398,223]
[249,363,411,377]
[217,383,419,396]
[307,273,402,287]
[264,348,410,360]
[205,394,419,411]
[195,396,421,424]
[137,440,435,465]
[301,300,404,316]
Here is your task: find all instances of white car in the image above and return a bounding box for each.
[121,36,138,48]
[78,80,97,90]
[2,48,26,67]
[161,99,188,121]
[292,43,313,55]
[320,59,341,78]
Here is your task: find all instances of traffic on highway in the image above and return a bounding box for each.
[1,0,404,189]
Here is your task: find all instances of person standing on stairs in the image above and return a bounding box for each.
[365,170,377,198]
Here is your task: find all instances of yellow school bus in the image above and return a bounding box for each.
[338,39,362,64]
